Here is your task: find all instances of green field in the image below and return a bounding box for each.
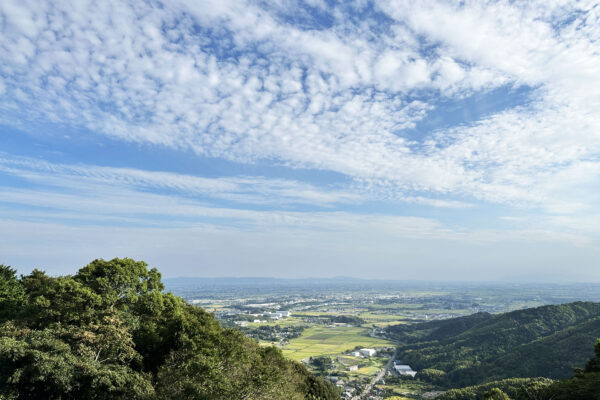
[376,380,435,397]
[356,365,379,375]
[281,325,392,361]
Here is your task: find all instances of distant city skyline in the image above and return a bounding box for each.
[1,1,599,281]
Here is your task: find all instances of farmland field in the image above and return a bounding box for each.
[171,279,600,399]
[281,325,392,361]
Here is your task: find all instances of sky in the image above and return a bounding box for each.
[1,0,599,281]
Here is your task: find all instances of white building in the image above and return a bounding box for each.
[347,365,359,372]
[350,351,361,357]
[359,348,376,357]
[394,364,417,377]
[264,311,291,319]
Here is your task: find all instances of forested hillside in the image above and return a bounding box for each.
[0,259,339,400]
[387,302,600,387]
[438,339,600,399]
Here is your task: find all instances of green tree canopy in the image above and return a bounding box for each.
[74,258,163,311]
[0,265,24,322]
[0,258,339,400]
[584,338,600,372]
[483,388,511,400]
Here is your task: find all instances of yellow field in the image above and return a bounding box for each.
[355,365,380,375]
[281,325,392,361]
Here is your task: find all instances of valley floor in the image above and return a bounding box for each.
[174,281,600,399]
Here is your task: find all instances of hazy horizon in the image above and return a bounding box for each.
[1,1,599,282]
[7,265,600,285]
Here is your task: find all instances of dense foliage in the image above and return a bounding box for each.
[328,315,366,325]
[539,338,600,400]
[437,378,554,400]
[0,260,340,400]
[437,339,600,399]
[387,302,600,387]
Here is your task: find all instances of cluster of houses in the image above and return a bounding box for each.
[326,353,418,399]
[328,377,356,399]
[345,348,377,372]
[233,310,292,326]
[264,310,291,320]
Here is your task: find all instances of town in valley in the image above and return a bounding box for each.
[166,278,600,399]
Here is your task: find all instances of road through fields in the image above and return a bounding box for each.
[352,348,398,400]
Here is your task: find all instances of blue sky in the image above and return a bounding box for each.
[1,0,600,281]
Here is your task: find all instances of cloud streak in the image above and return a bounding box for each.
[1,1,599,278]
[1,0,598,213]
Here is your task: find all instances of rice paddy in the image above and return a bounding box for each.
[281,325,392,361]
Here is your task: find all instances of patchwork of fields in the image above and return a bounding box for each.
[281,325,392,361]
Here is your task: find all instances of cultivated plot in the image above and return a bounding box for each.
[281,325,392,361]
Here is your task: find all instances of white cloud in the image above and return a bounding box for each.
[0,154,363,207]
[1,0,600,251]
[0,154,593,253]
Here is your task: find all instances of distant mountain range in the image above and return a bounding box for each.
[162,276,488,293]
[164,276,368,287]
[163,276,600,289]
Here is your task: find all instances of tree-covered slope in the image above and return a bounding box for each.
[436,377,554,400]
[541,338,600,400]
[384,311,494,344]
[437,339,600,400]
[0,259,339,400]
[387,302,600,387]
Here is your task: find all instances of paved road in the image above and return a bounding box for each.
[351,348,398,400]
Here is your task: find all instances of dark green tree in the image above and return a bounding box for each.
[74,258,163,311]
[584,338,600,372]
[483,388,511,400]
[0,258,339,400]
[0,265,24,322]
[311,356,333,375]
[0,321,154,399]
[21,271,102,327]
